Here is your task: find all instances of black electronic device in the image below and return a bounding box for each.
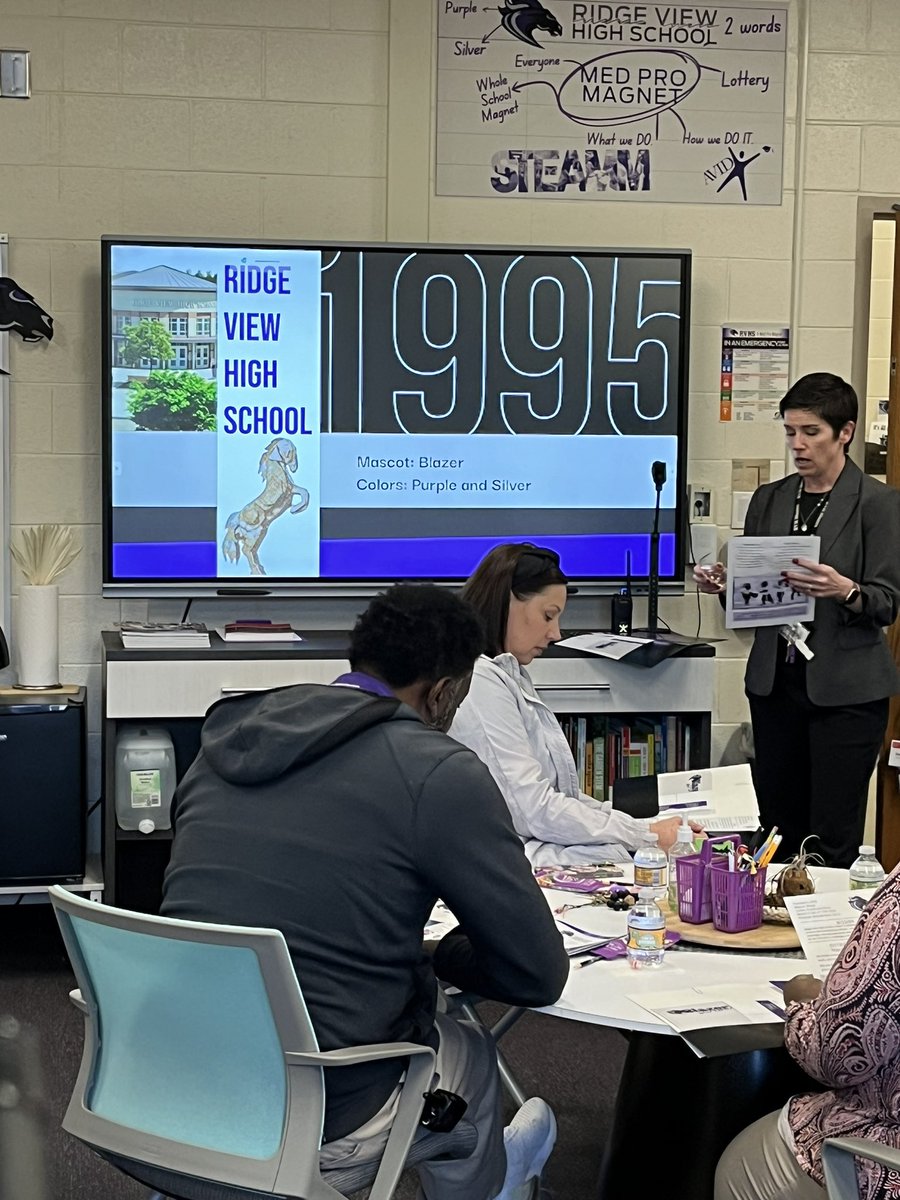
[610,549,633,635]
[0,691,85,885]
[647,460,667,638]
[420,1089,468,1133]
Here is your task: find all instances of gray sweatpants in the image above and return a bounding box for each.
[319,1012,506,1200]
[715,1111,827,1200]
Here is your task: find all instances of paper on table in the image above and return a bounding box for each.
[554,903,629,955]
[630,983,788,1033]
[657,764,760,833]
[556,632,652,660]
[783,889,876,978]
[725,535,820,629]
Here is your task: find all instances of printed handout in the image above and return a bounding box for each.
[556,632,652,660]
[725,535,820,629]
[656,764,760,834]
[630,984,788,1034]
[783,889,876,979]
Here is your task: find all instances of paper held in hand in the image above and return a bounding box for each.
[655,763,760,834]
[725,535,820,629]
[783,889,876,979]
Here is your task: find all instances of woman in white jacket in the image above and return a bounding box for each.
[450,543,692,865]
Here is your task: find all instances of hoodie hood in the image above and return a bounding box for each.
[200,683,405,786]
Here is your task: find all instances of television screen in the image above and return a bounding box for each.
[102,238,691,597]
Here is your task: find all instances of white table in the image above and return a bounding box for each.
[477,866,849,1200]
[538,865,847,1034]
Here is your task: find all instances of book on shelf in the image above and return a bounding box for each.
[218,623,303,643]
[117,621,210,648]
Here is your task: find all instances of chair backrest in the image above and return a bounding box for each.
[49,886,343,1197]
[822,1136,900,1200]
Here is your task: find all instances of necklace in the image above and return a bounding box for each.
[792,480,831,534]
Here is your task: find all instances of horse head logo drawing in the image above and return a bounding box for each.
[499,1,563,48]
[222,438,310,576]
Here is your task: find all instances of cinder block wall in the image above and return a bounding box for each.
[2,0,899,803]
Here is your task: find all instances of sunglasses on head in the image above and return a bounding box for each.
[516,547,561,569]
[513,546,578,594]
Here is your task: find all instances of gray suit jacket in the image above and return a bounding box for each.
[743,459,900,705]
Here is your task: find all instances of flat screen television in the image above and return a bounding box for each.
[101,237,691,598]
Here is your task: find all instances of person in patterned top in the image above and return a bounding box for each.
[715,863,900,1199]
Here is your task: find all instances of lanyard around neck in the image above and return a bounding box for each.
[791,479,831,534]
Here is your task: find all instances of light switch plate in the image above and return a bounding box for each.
[0,50,30,99]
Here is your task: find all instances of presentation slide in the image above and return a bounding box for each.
[106,242,686,584]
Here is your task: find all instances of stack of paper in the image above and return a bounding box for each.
[118,621,210,648]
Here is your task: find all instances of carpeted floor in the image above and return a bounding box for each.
[1,905,626,1200]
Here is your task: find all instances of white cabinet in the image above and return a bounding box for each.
[101,632,714,909]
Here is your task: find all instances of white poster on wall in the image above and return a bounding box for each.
[436,2,787,204]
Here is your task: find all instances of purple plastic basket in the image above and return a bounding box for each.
[675,836,740,924]
[710,861,768,933]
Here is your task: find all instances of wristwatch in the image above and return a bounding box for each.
[843,584,861,606]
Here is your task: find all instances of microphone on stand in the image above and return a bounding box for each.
[647,461,666,639]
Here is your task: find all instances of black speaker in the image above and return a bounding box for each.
[610,591,633,637]
[0,691,85,886]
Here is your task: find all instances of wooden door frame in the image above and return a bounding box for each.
[873,209,900,868]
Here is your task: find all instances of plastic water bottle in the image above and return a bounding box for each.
[633,833,668,900]
[667,822,695,913]
[627,888,666,969]
[849,845,886,891]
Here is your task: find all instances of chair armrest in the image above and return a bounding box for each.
[285,1041,435,1069]
[821,1137,900,1200]
[68,988,87,1015]
[285,1041,437,1200]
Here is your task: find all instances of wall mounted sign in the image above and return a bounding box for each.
[436,2,787,204]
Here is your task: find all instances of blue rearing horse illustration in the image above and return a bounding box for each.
[222,438,309,576]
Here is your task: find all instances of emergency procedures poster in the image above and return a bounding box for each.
[436,2,787,204]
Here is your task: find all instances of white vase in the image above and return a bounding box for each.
[15,584,60,689]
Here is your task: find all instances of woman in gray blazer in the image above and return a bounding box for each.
[695,373,900,867]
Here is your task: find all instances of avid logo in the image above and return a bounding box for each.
[704,145,773,202]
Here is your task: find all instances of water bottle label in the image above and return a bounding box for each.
[130,769,162,809]
[634,865,667,888]
[628,926,665,951]
[850,877,882,891]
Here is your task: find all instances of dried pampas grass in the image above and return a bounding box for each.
[11,523,81,585]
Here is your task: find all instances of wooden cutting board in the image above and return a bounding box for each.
[666,911,801,951]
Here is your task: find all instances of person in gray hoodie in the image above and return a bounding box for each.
[161,584,569,1200]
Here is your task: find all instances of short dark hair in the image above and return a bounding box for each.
[461,543,569,658]
[349,584,484,687]
[779,373,858,447]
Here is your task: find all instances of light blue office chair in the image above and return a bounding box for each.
[49,886,477,1200]
[822,1136,900,1200]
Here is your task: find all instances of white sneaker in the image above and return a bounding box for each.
[493,1097,557,1200]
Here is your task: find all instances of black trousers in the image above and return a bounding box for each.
[747,663,888,869]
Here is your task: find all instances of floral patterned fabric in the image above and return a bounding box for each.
[785,863,900,1199]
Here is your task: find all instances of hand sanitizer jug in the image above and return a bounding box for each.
[115,727,176,832]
